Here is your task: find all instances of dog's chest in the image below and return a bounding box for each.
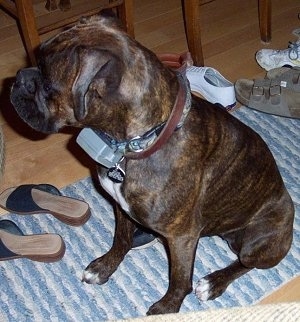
[98,174,130,213]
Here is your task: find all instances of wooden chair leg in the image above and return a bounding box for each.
[181,0,271,65]
[258,0,272,43]
[117,0,134,38]
[15,0,40,65]
[182,0,204,66]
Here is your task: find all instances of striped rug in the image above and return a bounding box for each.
[0,107,299,321]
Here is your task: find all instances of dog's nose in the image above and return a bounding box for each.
[15,67,40,95]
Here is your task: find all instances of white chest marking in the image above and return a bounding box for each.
[99,175,130,213]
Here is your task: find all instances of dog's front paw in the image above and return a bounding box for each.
[147,295,181,315]
[195,275,227,301]
[81,259,111,285]
[195,277,212,301]
[147,302,180,316]
[82,269,108,285]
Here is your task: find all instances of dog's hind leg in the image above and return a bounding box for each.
[196,260,251,300]
[82,203,135,284]
[147,233,199,315]
[196,197,294,301]
[236,192,294,274]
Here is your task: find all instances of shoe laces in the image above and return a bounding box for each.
[187,66,206,76]
[288,41,300,60]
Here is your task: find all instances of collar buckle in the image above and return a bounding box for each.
[127,136,143,152]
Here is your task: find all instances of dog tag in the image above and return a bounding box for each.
[107,165,125,183]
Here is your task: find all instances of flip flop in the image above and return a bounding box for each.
[0,220,65,262]
[0,184,91,226]
[235,78,300,119]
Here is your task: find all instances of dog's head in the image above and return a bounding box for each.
[11,14,176,138]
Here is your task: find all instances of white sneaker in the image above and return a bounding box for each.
[186,66,236,109]
[256,40,300,71]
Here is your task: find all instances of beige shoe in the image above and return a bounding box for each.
[235,77,300,119]
[265,67,300,92]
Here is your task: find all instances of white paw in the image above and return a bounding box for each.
[195,277,211,301]
[82,269,101,284]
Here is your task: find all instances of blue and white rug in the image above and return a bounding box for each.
[0,107,299,321]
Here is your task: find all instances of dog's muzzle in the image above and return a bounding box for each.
[10,68,56,134]
[12,67,41,98]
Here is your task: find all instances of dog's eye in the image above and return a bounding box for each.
[43,81,52,93]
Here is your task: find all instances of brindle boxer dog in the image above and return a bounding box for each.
[10,14,294,315]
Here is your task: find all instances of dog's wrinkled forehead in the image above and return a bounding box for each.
[38,14,127,77]
[42,15,124,53]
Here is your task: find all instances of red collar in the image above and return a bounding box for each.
[125,52,193,160]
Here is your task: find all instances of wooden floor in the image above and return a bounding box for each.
[0,0,299,305]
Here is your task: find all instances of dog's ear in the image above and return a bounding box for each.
[72,47,122,121]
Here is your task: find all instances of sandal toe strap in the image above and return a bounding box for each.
[250,79,292,117]
[0,220,24,236]
[251,79,282,105]
[6,184,47,213]
[0,239,18,258]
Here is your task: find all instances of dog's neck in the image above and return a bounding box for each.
[124,72,191,159]
[80,50,192,159]
[94,71,191,160]
[121,52,193,158]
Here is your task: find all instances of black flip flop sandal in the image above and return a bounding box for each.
[0,184,91,226]
[0,220,65,262]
